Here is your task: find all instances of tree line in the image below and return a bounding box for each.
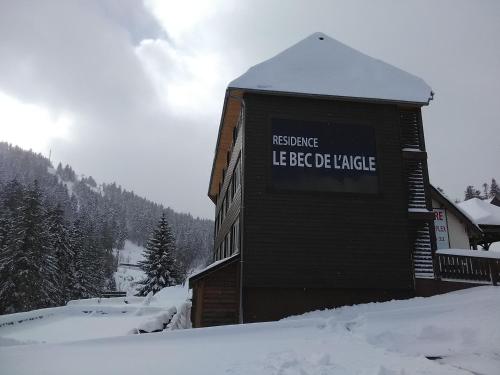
[0,142,214,314]
[0,179,115,314]
[464,178,499,201]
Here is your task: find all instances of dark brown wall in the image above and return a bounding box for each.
[191,261,240,327]
[241,93,412,290]
[243,287,413,322]
[415,279,480,297]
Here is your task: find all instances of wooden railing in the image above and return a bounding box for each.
[436,250,499,286]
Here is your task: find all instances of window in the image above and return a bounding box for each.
[215,244,220,261]
[226,232,231,258]
[224,194,228,215]
[235,217,240,253]
[228,229,233,256]
[234,157,241,192]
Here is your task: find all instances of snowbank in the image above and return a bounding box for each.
[130,306,177,334]
[1,286,499,374]
[0,285,190,344]
[166,301,192,331]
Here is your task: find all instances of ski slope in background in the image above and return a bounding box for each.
[114,240,146,295]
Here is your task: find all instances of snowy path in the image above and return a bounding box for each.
[1,286,499,375]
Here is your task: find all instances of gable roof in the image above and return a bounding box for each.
[208,33,434,201]
[229,32,433,105]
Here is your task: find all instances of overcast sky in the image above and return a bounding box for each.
[0,0,499,218]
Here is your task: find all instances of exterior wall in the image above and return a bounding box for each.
[415,278,480,297]
[190,261,240,327]
[241,93,413,292]
[213,122,243,260]
[243,287,413,322]
[432,198,471,249]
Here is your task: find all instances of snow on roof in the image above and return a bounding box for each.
[188,253,239,281]
[458,198,500,226]
[229,32,433,104]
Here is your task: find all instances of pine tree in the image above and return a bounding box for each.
[69,220,91,300]
[137,214,182,296]
[490,178,499,198]
[0,180,25,313]
[1,181,58,312]
[482,183,489,199]
[47,204,74,305]
[464,185,481,200]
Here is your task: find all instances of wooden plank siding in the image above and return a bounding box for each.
[213,120,243,254]
[241,93,414,290]
[243,287,413,322]
[190,261,240,327]
[209,90,243,201]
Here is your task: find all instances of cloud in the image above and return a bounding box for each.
[0,91,73,151]
[0,0,218,217]
[0,0,499,218]
[135,38,225,120]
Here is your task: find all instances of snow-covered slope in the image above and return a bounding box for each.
[116,240,145,265]
[114,240,146,294]
[1,286,499,375]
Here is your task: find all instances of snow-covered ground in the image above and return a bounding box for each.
[1,286,499,375]
[0,285,189,345]
[114,240,146,294]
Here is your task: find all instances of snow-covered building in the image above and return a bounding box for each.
[457,197,500,249]
[189,32,497,327]
[430,186,482,250]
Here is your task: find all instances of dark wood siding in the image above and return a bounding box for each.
[243,287,413,322]
[242,93,413,290]
[214,125,243,255]
[191,261,240,327]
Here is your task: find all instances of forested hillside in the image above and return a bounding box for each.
[0,142,213,313]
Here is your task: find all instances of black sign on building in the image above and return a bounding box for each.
[271,118,378,194]
[189,32,436,327]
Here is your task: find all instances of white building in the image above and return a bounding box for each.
[430,186,482,250]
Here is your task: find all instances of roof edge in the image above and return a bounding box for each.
[188,253,240,287]
[227,87,432,106]
[207,89,231,203]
